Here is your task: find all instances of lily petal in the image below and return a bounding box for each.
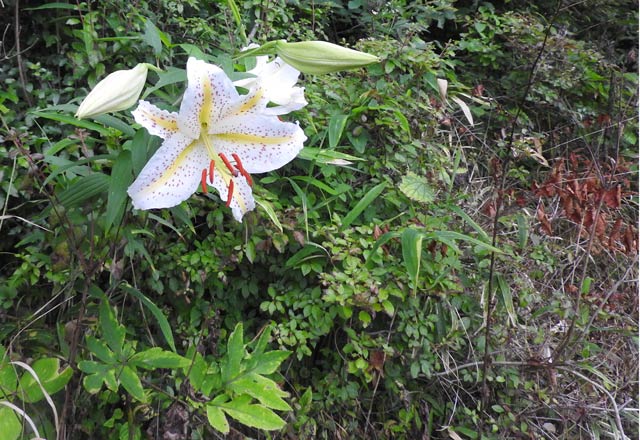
[127,134,208,209]
[233,57,307,115]
[209,171,256,222]
[132,101,179,139]
[178,58,239,139]
[210,113,307,173]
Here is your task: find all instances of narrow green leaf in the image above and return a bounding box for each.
[225,0,247,41]
[285,244,325,268]
[399,172,435,204]
[298,147,364,165]
[32,111,112,136]
[401,228,424,293]
[291,176,349,196]
[328,113,349,149]
[450,205,490,242]
[130,348,189,370]
[121,285,177,352]
[364,230,400,268]
[425,230,503,254]
[93,114,136,136]
[341,182,387,229]
[206,404,230,434]
[105,150,133,232]
[58,173,110,208]
[255,198,283,233]
[99,301,125,356]
[495,274,516,326]
[119,366,146,402]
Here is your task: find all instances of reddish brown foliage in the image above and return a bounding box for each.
[532,152,637,255]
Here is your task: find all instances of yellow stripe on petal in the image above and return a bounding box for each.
[234,89,264,115]
[213,132,292,144]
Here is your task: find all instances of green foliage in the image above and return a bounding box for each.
[1,0,637,438]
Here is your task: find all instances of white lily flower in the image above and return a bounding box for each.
[127,57,307,222]
[234,55,307,115]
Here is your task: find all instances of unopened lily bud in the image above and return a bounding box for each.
[274,40,380,74]
[75,63,149,119]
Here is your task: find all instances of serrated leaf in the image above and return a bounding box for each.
[399,172,435,204]
[130,347,189,370]
[119,366,146,402]
[206,404,229,433]
[219,395,287,431]
[99,301,125,356]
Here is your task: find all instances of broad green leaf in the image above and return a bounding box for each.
[143,20,163,55]
[220,395,287,431]
[143,67,187,98]
[105,150,133,232]
[99,301,125,356]
[0,406,21,440]
[206,404,229,434]
[81,364,113,394]
[0,364,18,396]
[399,172,435,204]
[341,182,387,229]
[328,113,349,149]
[401,228,424,293]
[77,360,104,374]
[229,373,291,411]
[86,336,116,364]
[250,351,291,375]
[93,114,136,136]
[43,153,115,186]
[130,348,189,370]
[222,323,245,382]
[121,285,177,352]
[119,366,146,402]
[18,358,72,403]
[58,173,110,208]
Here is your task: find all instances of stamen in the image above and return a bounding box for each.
[201,169,208,194]
[232,153,253,187]
[226,180,235,207]
[209,160,215,182]
[218,153,238,176]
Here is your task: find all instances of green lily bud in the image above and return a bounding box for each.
[274,40,380,74]
[75,63,149,119]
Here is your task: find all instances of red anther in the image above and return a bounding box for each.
[218,153,238,176]
[209,160,215,182]
[201,169,208,194]
[231,153,253,187]
[226,180,235,207]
